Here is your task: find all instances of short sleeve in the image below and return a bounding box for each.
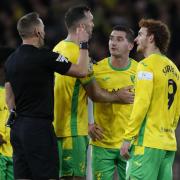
[42,49,72,74]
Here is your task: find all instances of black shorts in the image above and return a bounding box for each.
[10,116,59,180]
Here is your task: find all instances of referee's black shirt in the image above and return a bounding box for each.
[5,44,72,120]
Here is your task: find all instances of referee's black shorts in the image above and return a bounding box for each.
[10,116,59,180]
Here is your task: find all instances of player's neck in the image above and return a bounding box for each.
[66,33,79,45]
[144,45,161,57]
[22,38,40,48]
[110,56,130,69]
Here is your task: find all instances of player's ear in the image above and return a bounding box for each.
[128,42,134,51]
[34,27,40,37]
[149,34,154,43]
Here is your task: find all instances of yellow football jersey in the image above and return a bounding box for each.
[124,54,180,151]
[53,40,93,137]
[91,57,138,149]
[0,86,12,157]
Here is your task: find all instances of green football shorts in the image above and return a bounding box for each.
[57,136,89,178]
[127,145,175,180]
[0,154,14,180]
[92,145,127,180]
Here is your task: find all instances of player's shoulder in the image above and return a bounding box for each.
[96,57,109,66]
[53,40,65,52]
[93,57,109,71]
[166,57,179,71]
[141,53,165,64]
[130,58,138,66]
[54,40,78,53]
[138,54,158,68]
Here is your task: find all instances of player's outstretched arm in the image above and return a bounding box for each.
[85,80,134,103]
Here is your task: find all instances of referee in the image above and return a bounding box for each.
[5,12,89,180]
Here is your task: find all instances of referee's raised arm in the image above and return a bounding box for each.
[4,11,90,180]
[48,26,90,78]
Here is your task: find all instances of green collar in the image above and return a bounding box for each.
[108,57,131,71]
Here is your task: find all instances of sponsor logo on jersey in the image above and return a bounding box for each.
[130,75,135,84]
[102,77,110,81]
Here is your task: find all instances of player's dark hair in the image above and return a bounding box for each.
[112,25,135,43]
[65,5,90,30]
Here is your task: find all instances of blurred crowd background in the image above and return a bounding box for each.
[0,0,180,67]
[0,0,179,179]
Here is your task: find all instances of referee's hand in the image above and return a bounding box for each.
[88,123,104,141]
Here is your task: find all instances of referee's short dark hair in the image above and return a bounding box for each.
[112,25,135,43]
[17,12,41,39]
[65,5,90,31]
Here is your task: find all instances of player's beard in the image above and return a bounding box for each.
[86,26,93,39]
[136,45,141,52]
[136,44,144,53]
[88,29,93,39]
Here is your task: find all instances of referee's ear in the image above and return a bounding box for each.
[34,28,40,38]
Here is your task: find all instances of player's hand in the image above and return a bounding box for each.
[120,140,131,160]
[88,123,104,141]
[0,134,6,145]
[116,86,134,104]
[76,25,89,43]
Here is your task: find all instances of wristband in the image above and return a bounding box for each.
[79,41,88,49]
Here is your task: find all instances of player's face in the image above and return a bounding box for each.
[135,27,149,53]
[37,19,45,47]
[109,30,133,57]
[80,11,94,38]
